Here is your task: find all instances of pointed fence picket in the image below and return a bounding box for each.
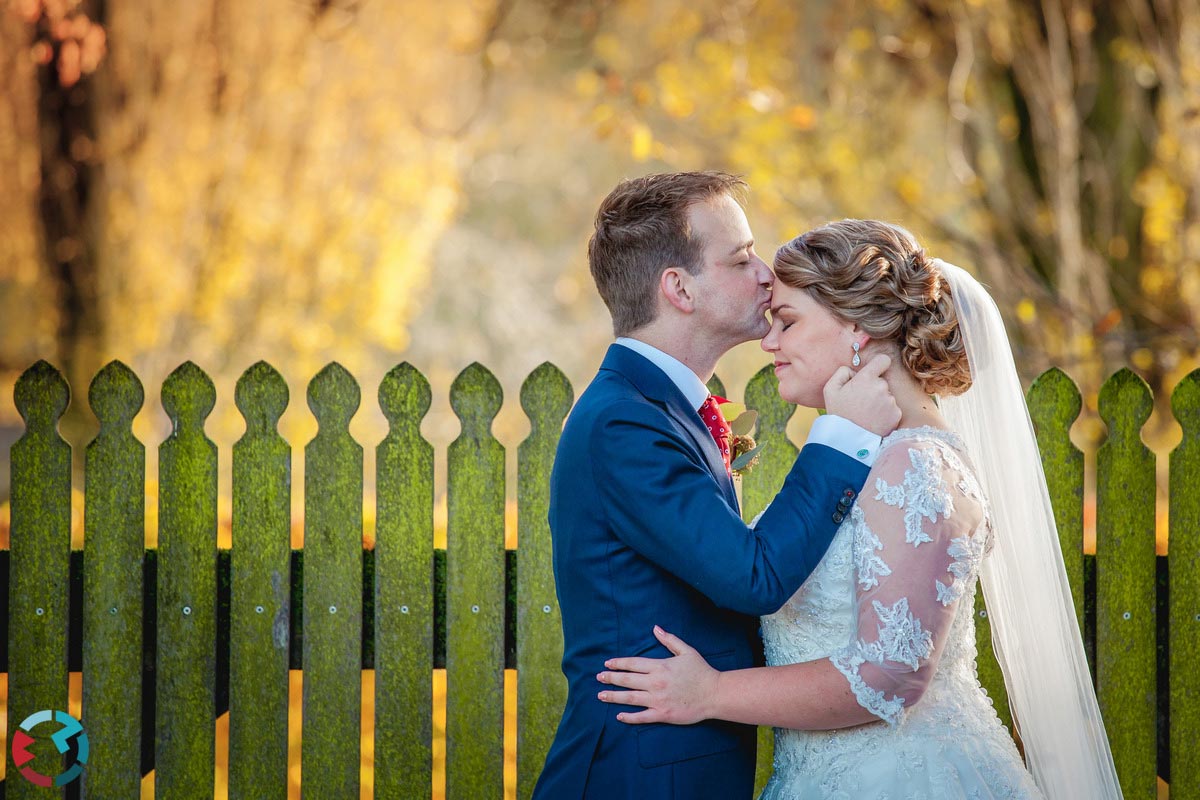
[81,362,145,799]
[1097,369,1158,799]
[2,360,1196,800]
[445,363,506,799]
[302,363,364,798]
[737,364,800,795]
[8,362,72,800]
[1170,372,1200,800]
[516,363,572,800]
[374,362,435,799]
[1029,367,1088,644]
[229,361,291,799]
[156,362,218,799]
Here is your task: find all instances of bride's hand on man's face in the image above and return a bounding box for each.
[596,625,718,726]
[823,353,901,436]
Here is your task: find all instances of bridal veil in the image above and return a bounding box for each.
[935,260,1124,799]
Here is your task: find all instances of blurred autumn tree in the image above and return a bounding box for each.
[1,0,1197,463]
[545,0,1198,422]
[2,0,514,459]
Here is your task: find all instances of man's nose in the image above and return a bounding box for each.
[758,258,774,287]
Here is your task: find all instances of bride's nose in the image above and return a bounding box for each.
[761,324,779,353]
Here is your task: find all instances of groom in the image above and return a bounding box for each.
[532,172,899,799]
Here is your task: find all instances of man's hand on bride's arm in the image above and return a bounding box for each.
[823,353,901,437]
[598,626,881,730]
[595,625,719,725]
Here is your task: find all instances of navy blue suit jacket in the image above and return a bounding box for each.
[532,345,870,799]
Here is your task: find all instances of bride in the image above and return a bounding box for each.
[595,220,1123,799]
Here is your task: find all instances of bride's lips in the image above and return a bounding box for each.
[774,361,789,373]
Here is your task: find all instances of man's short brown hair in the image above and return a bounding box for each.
[588,171,747,336]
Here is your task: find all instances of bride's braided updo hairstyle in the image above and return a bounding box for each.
[774,219,972,396]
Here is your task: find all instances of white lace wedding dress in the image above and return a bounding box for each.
[758,427,1045,799]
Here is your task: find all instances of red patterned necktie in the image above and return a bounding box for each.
[698,395,732,475]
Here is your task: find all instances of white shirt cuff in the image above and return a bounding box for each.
[806,415,882,466]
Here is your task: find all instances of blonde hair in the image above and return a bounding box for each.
[774,219,972,396]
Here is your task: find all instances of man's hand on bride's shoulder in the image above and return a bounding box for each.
[595,626,719,726]
[823,353,901,437]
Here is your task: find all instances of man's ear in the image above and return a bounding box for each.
[660,267,695,313]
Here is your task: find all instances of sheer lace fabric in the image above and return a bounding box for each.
[758,428,1043,799]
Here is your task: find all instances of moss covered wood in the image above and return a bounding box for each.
[301,362,364,798]
[375,362,435,799]
[1097,368,1157,799]
[229,361,291,799]
[972,370,1086,733]
[156,362,218,799]
[1028,368,1087,634]
[8,361,72,800]
[81,361,145,799]
[446,363,506,798]
[516,363,573,800]
[1170,369,1200,799]
[6,360,1200,795]
[739,365,797,794]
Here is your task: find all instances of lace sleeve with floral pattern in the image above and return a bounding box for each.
[829,433,990,725]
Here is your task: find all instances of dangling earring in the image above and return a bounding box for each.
[851,341,861,367]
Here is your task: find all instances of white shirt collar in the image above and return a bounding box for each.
[614,337,711,411]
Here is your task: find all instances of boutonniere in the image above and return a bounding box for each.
[714,398,766,477]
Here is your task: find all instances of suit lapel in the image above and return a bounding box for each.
[600,345,739,507]
[664,400,740,510]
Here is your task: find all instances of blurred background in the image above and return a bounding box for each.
[0,0,1195,797]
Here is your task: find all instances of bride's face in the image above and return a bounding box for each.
[761,282,858,407]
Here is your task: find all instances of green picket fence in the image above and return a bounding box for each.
[3,359,1197,799]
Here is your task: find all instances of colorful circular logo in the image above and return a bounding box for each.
[11,710,89,787]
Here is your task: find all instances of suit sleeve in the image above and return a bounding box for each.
[589,400,870,615]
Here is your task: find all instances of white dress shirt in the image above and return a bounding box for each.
[614,337,881,466]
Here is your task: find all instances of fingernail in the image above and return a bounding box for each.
[653,625,663,633]
[598,692,605,700]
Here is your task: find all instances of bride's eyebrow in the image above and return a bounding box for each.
[770,303,796,315]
